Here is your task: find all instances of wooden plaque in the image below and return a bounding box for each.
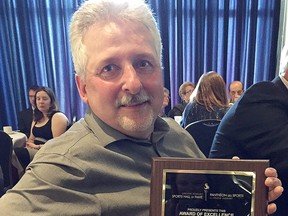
[150,157,269,216]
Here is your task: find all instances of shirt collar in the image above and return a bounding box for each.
[84,107,170,147]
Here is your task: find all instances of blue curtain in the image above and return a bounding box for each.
[0,0,86,129]
[149,0,280,107]
[0,0,281,129]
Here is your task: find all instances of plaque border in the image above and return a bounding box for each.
[150,157,269,216]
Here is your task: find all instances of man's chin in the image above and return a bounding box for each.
[118,114,155,133]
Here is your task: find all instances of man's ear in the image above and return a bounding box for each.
[75,75,88,104]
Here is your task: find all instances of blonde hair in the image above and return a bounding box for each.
[191,71,228,111]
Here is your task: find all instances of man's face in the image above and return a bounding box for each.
[28,90,36,108]
[76,21,163,139]
[229,83,243,103]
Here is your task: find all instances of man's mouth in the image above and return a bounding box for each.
[121,101,148,107]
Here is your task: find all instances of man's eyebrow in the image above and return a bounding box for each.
[95,53,158,66]
[133,52,157,60]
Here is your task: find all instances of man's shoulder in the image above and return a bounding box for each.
[238,80,288,105]
[19,108,33,115]
[31,120,108,173]
[245,81,278,95]
[38,120,96,153]
[161,118,205,158]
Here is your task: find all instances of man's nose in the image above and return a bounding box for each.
[121,65,142,94]
[235,93,241,97]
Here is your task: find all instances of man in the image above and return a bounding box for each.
[210,45,288,215]
[228,80,244,104]
[17,85,39,137]
[0,0,282,215]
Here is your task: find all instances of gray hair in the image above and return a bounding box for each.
[163,87,169,95]
[279,45,288,76]
[69,0,162,80]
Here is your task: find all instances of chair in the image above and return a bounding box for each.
[185,119,221,157]
[0,131,13,193]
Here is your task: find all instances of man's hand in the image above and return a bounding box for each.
[265,167,283,214]
[232,157,283,214]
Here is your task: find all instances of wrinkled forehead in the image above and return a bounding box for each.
[230,83,243,91]
[83,19,160,62]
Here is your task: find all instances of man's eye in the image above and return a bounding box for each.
[138,60,151,68]
[103,64,115,72]
[97,64,121,80]
[134,60,154,73]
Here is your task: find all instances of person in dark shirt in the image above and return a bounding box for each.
[210,45,288,216]
[17,85,39,137]
[168,82,195,119]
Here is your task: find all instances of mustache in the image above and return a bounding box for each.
[116,91,152,107]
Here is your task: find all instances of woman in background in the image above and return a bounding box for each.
[14,86,69,175]
[159,87,170,117]
[168,82,195,118]
[181,71,229,127]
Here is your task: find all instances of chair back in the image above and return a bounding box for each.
[0,131,13,190]
[185,119,221,157]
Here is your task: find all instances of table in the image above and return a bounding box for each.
[8,132,27,148]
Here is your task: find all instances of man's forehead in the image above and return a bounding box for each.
[85,20,152,44]
[29,90,36,95]
[83,20,160,67]
[230,83,242,90]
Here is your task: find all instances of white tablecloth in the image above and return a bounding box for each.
[8,132,27,148]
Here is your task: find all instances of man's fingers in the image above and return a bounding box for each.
[267,203,277,215]
[265,167,278,178]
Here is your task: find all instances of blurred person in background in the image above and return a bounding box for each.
[181,72,229,127]
[159,87,170,117]
[168,82,195,119]
[228,81,244,106]
[17,85,39,137]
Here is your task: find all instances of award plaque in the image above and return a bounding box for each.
[150,158,269,216]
